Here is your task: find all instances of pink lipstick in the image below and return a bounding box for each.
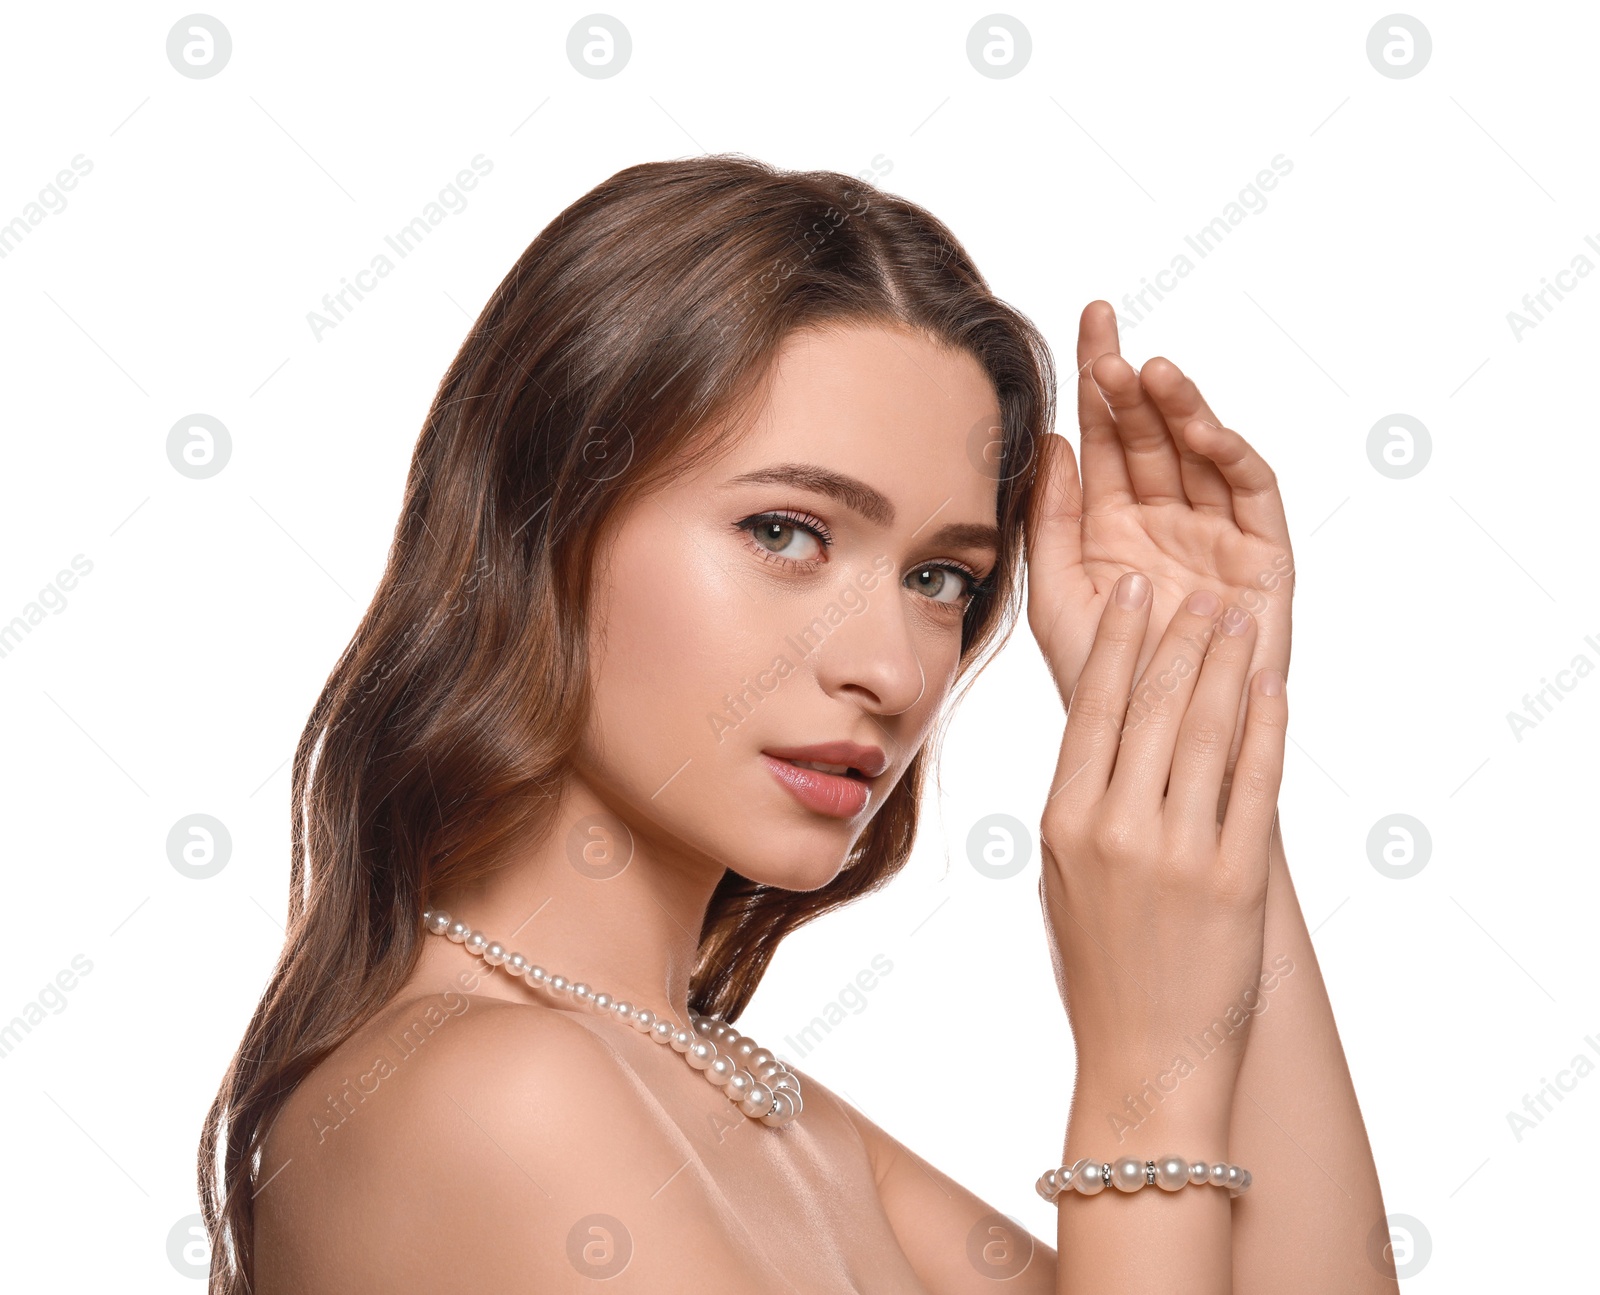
[759,741,886,819]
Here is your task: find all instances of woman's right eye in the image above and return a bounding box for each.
[737,512,831,566]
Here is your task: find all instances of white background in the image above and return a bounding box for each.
[1,2,1596,1288]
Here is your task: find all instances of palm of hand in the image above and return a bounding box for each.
[1027,302,1295,749]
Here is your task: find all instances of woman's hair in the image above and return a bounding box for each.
[198,153,1055,1291]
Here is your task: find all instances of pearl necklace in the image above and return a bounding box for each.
[422,908,803,1127]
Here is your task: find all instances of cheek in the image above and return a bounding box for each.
[587,521,787,772]
[932,629,964,685]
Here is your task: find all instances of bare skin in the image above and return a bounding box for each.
[1035,303,1393,1291]
[253,305,1389,1292]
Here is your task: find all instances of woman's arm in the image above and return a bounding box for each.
[846,575,1284,1295]
[1033,572,1287,1293]
[834,1088,1061,1295]
[1228,815,1398,1291]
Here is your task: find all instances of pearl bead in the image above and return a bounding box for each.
[1018,1143,1250,1202]
[1072,1161,1107,1195]
[1111,1157,1146,1192]
[422,916,798,1130]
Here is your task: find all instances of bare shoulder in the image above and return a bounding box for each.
[782,1070,1060,1295]
[253,992,775,1293]
[776,1063,896,1183]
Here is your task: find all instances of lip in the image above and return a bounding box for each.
[760,741,889,779]
[761,754,874,819]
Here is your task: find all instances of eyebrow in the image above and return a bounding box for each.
[726,462,1000,553]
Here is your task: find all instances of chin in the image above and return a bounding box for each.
[688,757,881,890]
[724,843,855,894]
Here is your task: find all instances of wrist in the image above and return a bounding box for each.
[1071,1034,1248,1120]
[1068,1075,1234,1158]
[1039,1151,1252,1200]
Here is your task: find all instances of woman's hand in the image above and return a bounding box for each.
[1027,301,1295,789]
[1036,573,1287,1113]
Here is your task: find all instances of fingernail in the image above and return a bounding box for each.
[1116,572,1149,608]
[1260,669,1283,696]
[1185,589,1220,616]
[1222,606,1250,635]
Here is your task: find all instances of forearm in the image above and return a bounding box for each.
[1228,814,1397,1291]
[1054,1079,1235,1293]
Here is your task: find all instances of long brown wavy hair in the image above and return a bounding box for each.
[198,153,1056,1291]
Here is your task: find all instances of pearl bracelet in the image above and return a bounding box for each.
[1036,1155,1252,1201]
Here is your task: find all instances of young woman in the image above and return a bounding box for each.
[200,156,1393,1292]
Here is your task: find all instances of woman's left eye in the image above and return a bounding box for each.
[906,565,976,606]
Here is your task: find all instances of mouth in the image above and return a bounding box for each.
[759,752,878,819]
[780,758,869,780]
[760,741,889,780]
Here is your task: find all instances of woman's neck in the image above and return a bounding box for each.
[421,777,725,1026]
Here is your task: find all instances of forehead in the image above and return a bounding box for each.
[727,321,1002,513]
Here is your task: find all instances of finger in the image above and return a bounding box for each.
[1165,603,1258,830]
[1074,301,1136,514]
[1025,434,1099,694]
[1179,418,1291,547]
[1136,357,1234,518]
[1025,432,1084,585]
[1089,352,1188,506]
[1104,588,1223,812]
[1217,668,1287,867]
[1044,570,1151,819]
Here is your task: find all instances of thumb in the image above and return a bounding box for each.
[1025,432,1098,701]
[1026,431,1085,591]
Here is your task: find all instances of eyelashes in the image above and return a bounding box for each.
[740,509,833,564]
[733,510,993,611]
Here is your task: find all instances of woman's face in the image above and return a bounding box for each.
[577,320,1004,891]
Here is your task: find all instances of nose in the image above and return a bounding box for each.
[806,577,929,718]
